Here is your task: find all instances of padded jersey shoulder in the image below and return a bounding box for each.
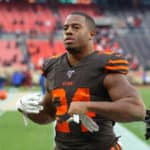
[97,51,129,75]
[42,54,66,77]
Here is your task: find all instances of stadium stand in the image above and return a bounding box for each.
[0,40,23,66]
[0,0,150,85]
[0,2,56,34]
[57,3,102,23]
[27,39,65,68]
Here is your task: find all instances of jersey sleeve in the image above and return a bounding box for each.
[104,53,129,74]
[41,58,50,77]
[41,57,57,77]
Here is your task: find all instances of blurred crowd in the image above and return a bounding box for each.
[0,1,150,89]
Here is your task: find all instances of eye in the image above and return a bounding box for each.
[73,26,80,30]
[63,26,68,31]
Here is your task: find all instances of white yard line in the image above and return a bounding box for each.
[0,89,28,112]
[114,123,150,150]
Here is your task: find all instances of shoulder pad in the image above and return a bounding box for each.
[42,56,60,77]
[104,52,129,74]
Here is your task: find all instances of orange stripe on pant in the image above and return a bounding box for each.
[110,143,122,150]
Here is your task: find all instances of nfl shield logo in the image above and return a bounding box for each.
[67,70,75,79]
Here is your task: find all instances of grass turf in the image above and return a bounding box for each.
[0,111,54,150]
[122,87,150,145]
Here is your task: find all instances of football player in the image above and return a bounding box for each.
[16,12,146,150]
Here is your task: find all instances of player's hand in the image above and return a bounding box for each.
[68,101,89,114]
[16,93,44,114]
[67,114,99,132]
[67,102,99,132]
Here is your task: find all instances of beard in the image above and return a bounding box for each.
[66,47,82,55]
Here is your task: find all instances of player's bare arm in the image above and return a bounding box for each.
[68,73,146,122]
[26,91,56,124]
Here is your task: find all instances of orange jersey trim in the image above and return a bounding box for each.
[98,51,114,55]
[105,65,129,70]
[108,59,128,64]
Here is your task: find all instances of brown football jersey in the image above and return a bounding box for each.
[42,51,129,150]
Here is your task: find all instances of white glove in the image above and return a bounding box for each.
[67,114,99,133]
[16,93,44,114]
[79,114,99,132]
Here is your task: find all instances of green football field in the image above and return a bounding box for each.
[0,86,150,150]
[0,112,55,150]
[122,87,150,145]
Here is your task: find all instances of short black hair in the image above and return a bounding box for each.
[70,11,96,32]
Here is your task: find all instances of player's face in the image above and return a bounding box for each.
[63,15,90,54]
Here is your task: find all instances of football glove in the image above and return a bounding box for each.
[16,93,44,114]
[79,114,99,132]
[145,109,150,140]
[67,114,99,133]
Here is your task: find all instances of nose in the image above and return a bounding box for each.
[65,26,73,35]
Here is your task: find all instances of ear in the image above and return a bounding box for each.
[88,31,96,40]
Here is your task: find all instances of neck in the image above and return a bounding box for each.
[67,45,94,66]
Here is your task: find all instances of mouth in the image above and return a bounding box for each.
[64,37,75,44]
